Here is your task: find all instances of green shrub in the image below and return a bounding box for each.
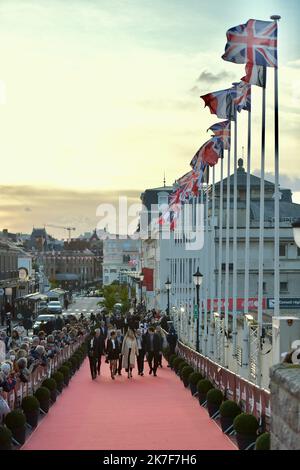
[63,361,73,370]
[0,425,12,446]
[197,379,214,394]
[52,371,64,386]
[21,396,40,413]
[58,365,70,380]
[206,388,224,406]
[69,356,78,368]
[219,400,241,418]
[34,387,51,402]
[178,361,189,374]
[181,366,194,381]
[169,354,178,367]
[189,372,203,385]
[42,378,57,392]
[255,432,270,450]
[173,357,185,371]
[5,410,26,429]
[233,413,259,434]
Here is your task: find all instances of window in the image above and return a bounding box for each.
[263,282,267,293]
[221,263,234,272]
[279,244,287,257]
[297,247,300,257]
[280,282,288,293]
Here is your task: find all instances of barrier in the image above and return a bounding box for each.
[177,341,271,430]
[1,335,86,411]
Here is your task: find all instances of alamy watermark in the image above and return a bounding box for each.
[95,196,205,250]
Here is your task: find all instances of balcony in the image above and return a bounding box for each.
[0,271,19,281]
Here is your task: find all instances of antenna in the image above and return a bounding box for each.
[163,172,166,187]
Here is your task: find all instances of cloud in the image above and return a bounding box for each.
[252,170,300,193]
[0,185,142,236]
[197,70,234,85]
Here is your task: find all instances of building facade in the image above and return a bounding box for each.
[102,235,140,285]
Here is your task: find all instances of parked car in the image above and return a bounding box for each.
[38,301,48,314]
[47,301,63,314]
[33,314,57,334]
[62,312,77,323]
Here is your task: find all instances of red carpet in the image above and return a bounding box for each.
[22,359,235,450]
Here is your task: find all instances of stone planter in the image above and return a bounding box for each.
[235,433,257,450]
[207,402,220,418]
[39,399,50,413]
[190,383,197,396]
[50,390,57,403]
[220,416,234,433]
[198,392,207,406]
[24,410,39,428]
[11,426,26,445]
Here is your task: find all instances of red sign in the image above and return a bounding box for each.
[142,268,154,292]
[206,298,266,312]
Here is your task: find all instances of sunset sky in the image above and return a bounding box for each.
[0,0,299,237]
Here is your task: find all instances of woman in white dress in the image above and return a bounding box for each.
[121,329,138,379]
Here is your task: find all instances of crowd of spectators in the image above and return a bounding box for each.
[0,317,89,422]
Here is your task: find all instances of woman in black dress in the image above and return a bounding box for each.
[106,331,120,380]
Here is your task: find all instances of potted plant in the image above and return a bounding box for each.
[64,361,73,373]
[197,379,214,406]
[178,361,189,378]
[69,356,78,373]
[52,371,64,392]
[0,425,12,450]
[58,365,70,386]
[173,357,185,373]
[21,396,40,428]
[219,400,241,433]
[180,366,194,387]
[233,413,259,450]
[189,372,203,396]
[42,378,58,403]
[206,388,224,418]
[255,432,270,450]
[5,410,26,445]
[34,386,51,413]
[169,354,178,369]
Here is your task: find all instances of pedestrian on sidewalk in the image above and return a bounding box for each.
[121,328,138,379]
[145,327,160,377]
[167,326,178,357]
[87,330,98,380]
[136,329,146,376]
[106,331,120,380]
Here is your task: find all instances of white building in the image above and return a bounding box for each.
[102,235,140,285]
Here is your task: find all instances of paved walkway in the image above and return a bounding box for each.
[22,359,235,450]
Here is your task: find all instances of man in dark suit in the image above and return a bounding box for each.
[136,329,146,376]
[87,330,98,380]
[145,327,161,376]
[99,321,108,339]
[94,328,105,375]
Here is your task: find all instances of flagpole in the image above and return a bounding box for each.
[271,15,281,318]
[243,99,252,322]
[224,136,231,368]
[199,185,204,352]
[204,176,209,355]
[232,82,239,365]
[257,69,267,386]
[209,165,216,357]
[217,155,224,362]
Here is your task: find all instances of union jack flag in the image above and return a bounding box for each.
[234,81,251,112]
[222,19,277,68]
[207,120,231,150]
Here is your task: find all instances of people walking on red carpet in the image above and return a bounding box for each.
[87,330,98,380]
[121,329,138,379]
[106,331,120,380]
[155,325,167,368]
[115,329,124,375]
[136,329,146,376]
[94,328,105,376]
[145,327,161,377]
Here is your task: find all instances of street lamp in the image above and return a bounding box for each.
[139,272,144,306]
[292,220,300,248]
[193,267,203,352]
[165,277,171,315]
